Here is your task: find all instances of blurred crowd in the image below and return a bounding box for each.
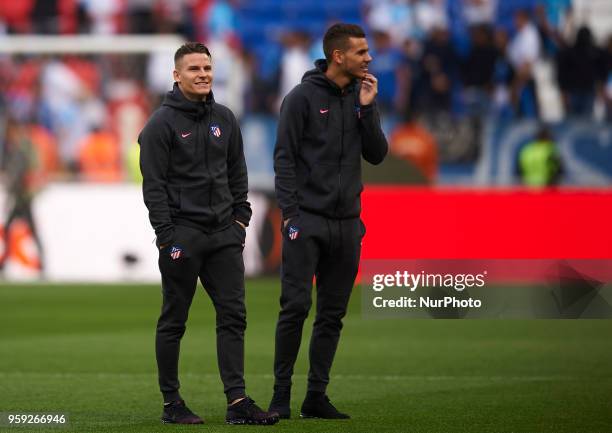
[363,0,612,121]
[0,0,611,183]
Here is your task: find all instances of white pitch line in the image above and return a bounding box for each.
[0,371,578,382]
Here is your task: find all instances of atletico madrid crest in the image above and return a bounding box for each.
[170,246,182,260]
[210,124,221,137]
[288,226,300,240]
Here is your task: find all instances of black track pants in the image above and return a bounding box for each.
[273,211,364,392]
[155,223,247,403]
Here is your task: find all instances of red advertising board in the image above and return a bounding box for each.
[360,187,612,259]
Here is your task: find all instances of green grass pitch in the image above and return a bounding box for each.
[1,278,611,432]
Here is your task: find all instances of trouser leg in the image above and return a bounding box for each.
[155,226,201,402]
[273,213,320,388]
[199,223,247,402]
[307,218,362,393]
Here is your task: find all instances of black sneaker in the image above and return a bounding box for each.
[161,400,204,424]
[226,397,280,425]
[268,386,291,419]
[300,394,350,419]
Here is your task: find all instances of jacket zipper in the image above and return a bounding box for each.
[334,96,344,216]
[205,109,217,222]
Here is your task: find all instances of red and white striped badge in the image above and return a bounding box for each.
[170,246,182,260]
[210,124,221,137]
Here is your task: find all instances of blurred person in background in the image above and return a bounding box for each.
[146,1,194,104]
[31,0,59,34]
[125,140,142,183]
[153,0,191,36]
[368,29,404,115]
[518,125,563,187]
[39,57,92,173]
[462,0,496,27]
[206,37,247,119]
[125,0,154,34]
[541,0,573,30]
[364,0,416,45]
[365,0,447,43]
[147,46,177,106]
[417,26,456,115]
[461,24,497,118]
[78,0,123,34]
[390,112,438,183]
[491,28,515,119]
[507,9,541,118]
[77,126,121,182]
[200,0,237,44]
[242,49,279,115]
[534,3,563,58]
[396,37,421,118]
[0,117,46,275]
[556,26,603,118]
[413,0,448,36]
[278,30,313,106]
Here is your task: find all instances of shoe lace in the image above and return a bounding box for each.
[243,397,265,416]
[169,401,194,418]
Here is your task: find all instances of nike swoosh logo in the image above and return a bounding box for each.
[319,109,329,114]
[181,132,191,138]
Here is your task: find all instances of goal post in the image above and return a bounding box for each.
[0,34,186,54]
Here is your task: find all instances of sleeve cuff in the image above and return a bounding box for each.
[156,227,175,248]
[233,208,251,227]
[359,102,376,119]
[281,205,299,221]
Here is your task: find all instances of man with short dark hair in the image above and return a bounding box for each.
[269,23,388,419]
[139,42,279,426]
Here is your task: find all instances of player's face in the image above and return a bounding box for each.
[173,53,213,101]
[339,37,372,80]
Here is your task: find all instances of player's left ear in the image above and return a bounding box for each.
[331,49,344,65]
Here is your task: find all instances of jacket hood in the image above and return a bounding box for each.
[301,59,357,95]
[162,82,215,118]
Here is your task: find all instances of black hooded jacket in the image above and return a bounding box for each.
[139,83,251,247]
[274,59,388,221]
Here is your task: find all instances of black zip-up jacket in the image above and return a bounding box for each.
[274,59,388,220]
[139,83,251,247]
